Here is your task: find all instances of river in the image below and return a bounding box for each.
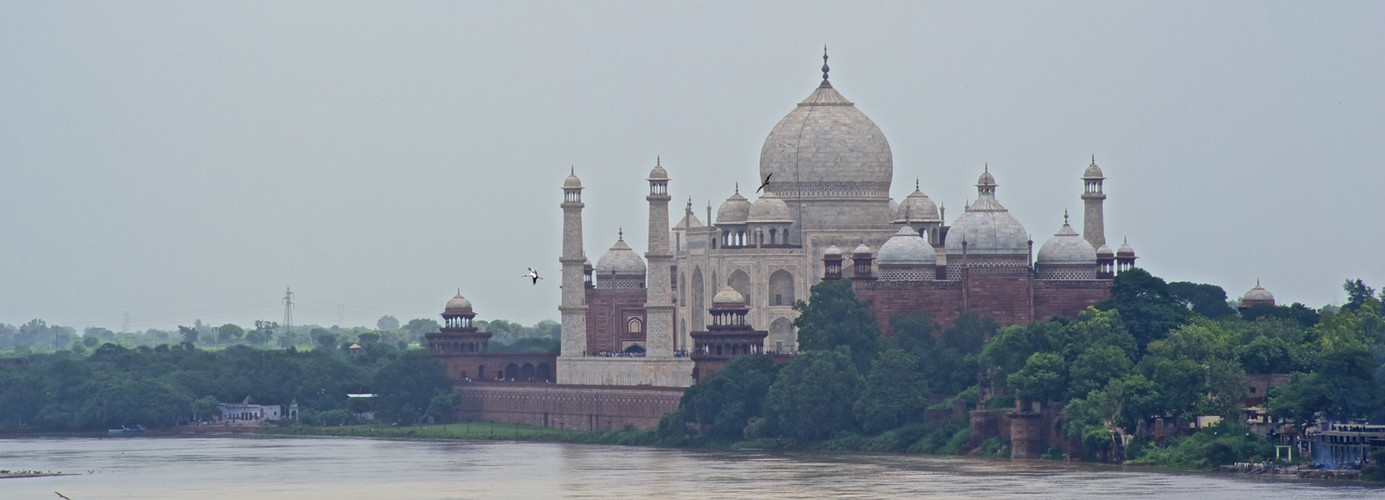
[1,437,1379,499]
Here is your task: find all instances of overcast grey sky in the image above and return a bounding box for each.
[3,1,1382,332]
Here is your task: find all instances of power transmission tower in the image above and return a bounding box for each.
[282,286,295,336]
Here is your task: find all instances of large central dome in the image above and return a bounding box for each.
[758,54,893,228]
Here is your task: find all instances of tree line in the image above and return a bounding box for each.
[656,272,1385,467]
[0,316,559,355]
[0,341,455,431]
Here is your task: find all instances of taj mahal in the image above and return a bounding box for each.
[545,51,1138,389]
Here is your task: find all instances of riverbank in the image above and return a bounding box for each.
[0,469,72,479]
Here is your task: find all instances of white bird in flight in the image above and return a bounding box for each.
[522,268,541,285]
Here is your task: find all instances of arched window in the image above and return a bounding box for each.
[729,270,751,306]
[770,317,794,353]
[627,317,644,334]
[691,268,705,331]
[769,269,795,306]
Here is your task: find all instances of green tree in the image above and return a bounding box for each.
[793,279,881,374]
[676,355,781,440]
[191,395,221,421]
[1069,345,1134,399]
[855,348,929,433]
[217,323,245,345]
[403,318,441,344]
[371,351,454,424]
[762,349,861,441]
[1098,268,1191,351]
[377,315,401,331]
[178,325,199,345]
[1343,279,1379,312]
[1008,352,1068,406]
[1168,281,1237,319]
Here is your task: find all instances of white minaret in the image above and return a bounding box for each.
[644,159,674,357]
[1081,156,1107,249]
[558,168,588,359]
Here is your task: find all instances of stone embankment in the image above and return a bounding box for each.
[1216,462,1363,480]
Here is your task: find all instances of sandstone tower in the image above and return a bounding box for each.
[1081,156,1107,249]
[644,160,675,357]
[558,169,587,361]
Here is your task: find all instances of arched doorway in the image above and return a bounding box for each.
[728,270,751,306]
[537,363,551,382]
[504,362,519,380]
[520,363,536,380]
[624,344,646,356]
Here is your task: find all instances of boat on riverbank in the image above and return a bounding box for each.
[107,425,144,437]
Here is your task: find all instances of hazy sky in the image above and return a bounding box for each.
[3,1,1382,332]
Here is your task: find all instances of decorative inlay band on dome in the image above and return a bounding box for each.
[767,181,891,199]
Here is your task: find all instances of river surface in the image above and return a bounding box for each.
[1,437,1380,499]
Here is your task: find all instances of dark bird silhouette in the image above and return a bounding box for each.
[756,173,772,193]
[55,492,73,500]
[521,268,541,285]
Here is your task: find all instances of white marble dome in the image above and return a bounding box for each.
[759,81,892,201]
[748,191,792,223]
[444,292,473,315]
[895,184,940,222]
[715,189,751,225]
[877,227,936,266]
[852,243,872,256]
[1037,219,1097,265]
[1117,239,1136,257]
[648,162,668,181]
[945,172,1028,256]
[563,171,582,189]
[712,286,746,307]
[1083,159,1104,179]
[1096,244,1114,258]
[824,245,843,257]
[595,237,646,276]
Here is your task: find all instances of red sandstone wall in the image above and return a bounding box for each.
[1032,281,1111,322]
[434,352,558,383]
[454,384,683,430]
[853,278,1112,336]
[585,288,648,354]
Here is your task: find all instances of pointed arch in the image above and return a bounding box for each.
[728,269,751,306]
[769,317,794,354]
[691,267,705,331]
[769,269,795,306]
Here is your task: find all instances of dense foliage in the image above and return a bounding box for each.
[0,342,453,430]
[658,273,1385,469]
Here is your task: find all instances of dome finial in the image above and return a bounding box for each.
[618,227,624,240]
[656,155,661,166]
[915,178,920,191]
[570,165,574,175]
[1091,154,1096,165]
[984,163,989,173]
[734,182,740,194]
[820,45,832,88]
[1063,209,1070,225]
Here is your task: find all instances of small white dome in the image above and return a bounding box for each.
[1083,158,1104,179]
[716,189,751,225]
[563,171,582,189]
[824,245,843,257]
[747,191,792,223]
[648,161,668,181]
[1037,218,1097,266]
[945,168,1028,256]
[877,227,936,266]
[595,236,646,276]
[712,286,746,306]
[1117,238,1136,257]
[1243,283,1275,303]
[895,183,940,222]
[1096,244,1114,257]
[852,243,872,256]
